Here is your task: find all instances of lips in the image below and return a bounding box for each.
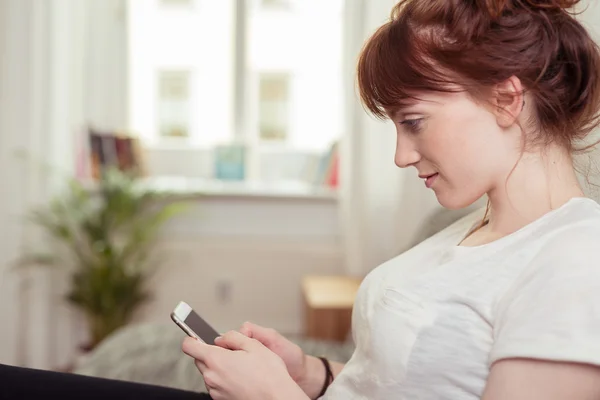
[419,173,438,188]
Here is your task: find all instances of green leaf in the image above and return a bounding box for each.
[17,167,189,346]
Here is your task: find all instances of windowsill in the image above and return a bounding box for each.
[142,141,328,153]
[140,176,338,201]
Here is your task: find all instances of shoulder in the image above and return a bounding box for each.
[530,197,600,267]
[490,200,600,366]
[494,198,600,314]
[496,198,600,309]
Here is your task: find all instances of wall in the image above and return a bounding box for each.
[134,194,342,336]
[138,236,342,335]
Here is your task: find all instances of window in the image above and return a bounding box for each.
[158,70,192,139]
[128,0,344,184]
[128,0,235,148]
[261,0,290,8]
[160,0,193,6]
[258,72,290,142]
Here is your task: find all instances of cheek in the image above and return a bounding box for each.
[446,143,503,186]
[428,125,507,195]
[423,128,482,174]
[425,102,518,208]
[433,151,492,209]
[436,117,506,172]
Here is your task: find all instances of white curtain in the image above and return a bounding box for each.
[0,0,128,369]
[338,0,484,278]
[84,0,129,132]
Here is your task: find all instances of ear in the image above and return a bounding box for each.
[492,76,525,129]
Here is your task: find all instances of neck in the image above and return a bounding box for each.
[485,144,585,235]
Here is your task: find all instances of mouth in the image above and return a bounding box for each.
[419,173,439,188]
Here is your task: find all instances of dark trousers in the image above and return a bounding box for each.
[0,364,211,399]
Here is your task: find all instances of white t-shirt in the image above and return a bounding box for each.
[323,197,600,400]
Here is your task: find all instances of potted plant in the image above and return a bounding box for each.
[19,168,186,349]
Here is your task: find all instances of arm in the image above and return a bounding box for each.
[482,358,600,400]
[297,355,345,400]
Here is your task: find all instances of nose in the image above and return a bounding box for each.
[394,134,420,168]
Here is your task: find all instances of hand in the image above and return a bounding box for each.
[182,330,306,400]
[234,322,308,384]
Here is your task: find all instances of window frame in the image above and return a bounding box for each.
[128,0,343,185]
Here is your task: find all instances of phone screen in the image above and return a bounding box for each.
[183,309,220,345]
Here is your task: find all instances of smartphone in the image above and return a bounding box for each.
[171,301,220,345]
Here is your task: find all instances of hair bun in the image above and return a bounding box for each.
[484,0,580,18]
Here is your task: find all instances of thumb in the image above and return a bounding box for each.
[218,330,260,352]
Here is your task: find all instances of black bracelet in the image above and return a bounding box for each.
[316,357,333,398]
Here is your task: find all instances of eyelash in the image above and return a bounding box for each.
[399,118,424,133]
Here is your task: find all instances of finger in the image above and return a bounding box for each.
[194,359,208,374]
[202,371,220,397]
[182,337,212,361]
[203,378,216,398]
[240,322,277,346]
[239,321,254,337]
[224,322,255,348]
[218,330,260,352]
[213,335,227,349]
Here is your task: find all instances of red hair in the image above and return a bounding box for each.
[357,0,600,151]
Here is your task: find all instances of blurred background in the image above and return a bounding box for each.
[0,0,599,390]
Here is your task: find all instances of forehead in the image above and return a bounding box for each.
[385,90,460,119]
[385,86,477,118]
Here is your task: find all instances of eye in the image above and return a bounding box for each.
[399,118,424,133]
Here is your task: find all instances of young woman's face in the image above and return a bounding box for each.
[390,90,522,209]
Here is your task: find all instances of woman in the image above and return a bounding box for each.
[180,0,600,398]
[2,0,600,399]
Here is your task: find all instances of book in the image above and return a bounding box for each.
[326,149,339,188]
[312,141,339,188]
[85,127,145,180]
[213,143,246,181]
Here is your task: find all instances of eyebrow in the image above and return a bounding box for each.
[388,102,421,120]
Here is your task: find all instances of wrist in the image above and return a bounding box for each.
[273,378,311,400]
[296,355,327,399]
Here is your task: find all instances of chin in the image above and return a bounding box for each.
[435,191,483,210]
